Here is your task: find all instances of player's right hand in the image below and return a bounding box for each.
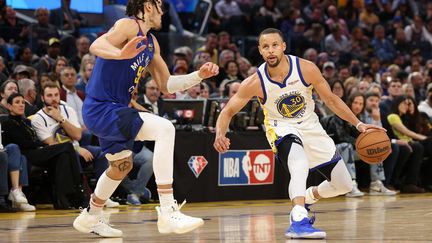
[119,36,146,59]
[214,135,230,153]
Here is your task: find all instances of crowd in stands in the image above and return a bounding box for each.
[0,0,431,212]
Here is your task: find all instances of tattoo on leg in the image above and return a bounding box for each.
[109,156,132,172]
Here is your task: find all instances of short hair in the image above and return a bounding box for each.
[17,78,35,96]
[41,81,60,96]
[7,92,24,105]
[364,91,381,100]
[34,7,49,17]
[259,28,285,42]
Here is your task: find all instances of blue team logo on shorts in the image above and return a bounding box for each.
[219,150,274,186]
[276,93,306,118]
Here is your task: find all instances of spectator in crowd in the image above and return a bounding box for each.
[17,78,38,116]
[303,48,318,64]
[58,67,85,125]
[387,95,426,193]
[359,2,380,34]
[408,71,426,104]
[259,0,282,25]
[237,57,251,80]
[326,5,349,37]
[31,82,118,207]
[290,18,309,57]
[34,38,61,75]
[69,36,90,72]
[75,54,95,93]
[3,92,84,209]
[137,78,162,115]
[418,83,432,118]
[0,6,28,46]
[402,82,415,100]
[227,81,240,99]
[0,80,18,114]
[304,23,325,52]
[0,150,17,212]
[12,47,33,70]
[50,56,68,84]
[350,27,371,60]
[322,61,336,80]
[361,91,398,195]
[49,0,87,36]
[214,0,248,35]
[0,57,7,84]
[371,25,396,62]
[324,23,351,62]
[197,33,219,65]
[13,65,31,81]
[200,82,210,99]
[357,80,370,94]
[30,7,60,56]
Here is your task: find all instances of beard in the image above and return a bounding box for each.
[266,55,282,68]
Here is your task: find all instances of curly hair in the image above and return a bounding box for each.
[126,0,159,20]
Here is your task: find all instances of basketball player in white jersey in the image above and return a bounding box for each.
[213,28,384,239]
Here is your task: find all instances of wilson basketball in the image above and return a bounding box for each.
[355,129,391,164]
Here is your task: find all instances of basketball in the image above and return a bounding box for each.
[355,129,391,164]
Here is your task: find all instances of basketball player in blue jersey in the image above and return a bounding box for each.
[213,28,384,239]
[72,0,219,238]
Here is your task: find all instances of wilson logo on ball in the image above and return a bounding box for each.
[366,146,390,155]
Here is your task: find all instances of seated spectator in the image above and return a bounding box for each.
[12,47,34,70]
[31,82,118,207]
[34,38,61,75]
[2,93,82,209]
[0,6,28,46]
[30,7,60,56]
[0,57,8,84]
[258,0,282,25]
[13,65,31,81]
[322,61,336,80]
[324,24,351,62]
[214,0,248,35]
[17,78,38,116]
[0,80,18,114]
[49,0,87,37]
[69,36,90,72]
[196,33,219,65]
[50,56,68,85]
[387,96,426,193]
[326,5,349,37]
[359,2,380,34]
[371,25,395,63]
[0,150,17,212]
[75,54,95,93]
[418,83,432,118]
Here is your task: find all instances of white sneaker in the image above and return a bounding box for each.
[73,209,123,237]
[105,199,120,208]
[17,203,36,212]
[346,181,364,197]
[369,180,397,196]
[156,200,204,234]
[8,189,28,204]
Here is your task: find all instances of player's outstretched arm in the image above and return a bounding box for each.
[90,19,146,60]
[301,59,384,133]
[214,74,262,153]
[148,35,219,94]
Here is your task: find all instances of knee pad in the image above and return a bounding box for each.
[276,134,303,173]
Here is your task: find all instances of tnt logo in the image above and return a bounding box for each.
[219,150,274,186]
[188,156,208,178]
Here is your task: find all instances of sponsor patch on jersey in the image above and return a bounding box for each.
[188,156,208,178]
[219,150,274,186]
[275,91,306,118]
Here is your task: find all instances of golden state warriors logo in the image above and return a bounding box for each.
[276,92,306,118]
[148,43,153,52]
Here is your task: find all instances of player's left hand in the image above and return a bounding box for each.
[198,62,219,79]
[357,122,386,133]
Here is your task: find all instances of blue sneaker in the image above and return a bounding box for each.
[127,194,141,206]
[285,215,326,239]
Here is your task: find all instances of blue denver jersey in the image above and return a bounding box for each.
[86,32,155,105]
[83,21,156,154]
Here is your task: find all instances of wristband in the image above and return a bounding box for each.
[355,122,364,131]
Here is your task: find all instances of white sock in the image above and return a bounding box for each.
[158,188,175,209]
[305,187,319,204]
[88,197,104,216]
[290,205,308,222]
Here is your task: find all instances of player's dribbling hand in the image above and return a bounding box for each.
[119,36,146,59]
[214,135,231,153]
[198,62,219,79]
[357,122,386,133]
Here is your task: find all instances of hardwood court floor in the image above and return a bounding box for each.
[0,194,431,243]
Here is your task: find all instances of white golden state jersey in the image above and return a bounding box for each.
[257,55,339,169]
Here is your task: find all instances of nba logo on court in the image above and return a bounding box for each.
[188,156,208,178]
[219,150,274,186]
